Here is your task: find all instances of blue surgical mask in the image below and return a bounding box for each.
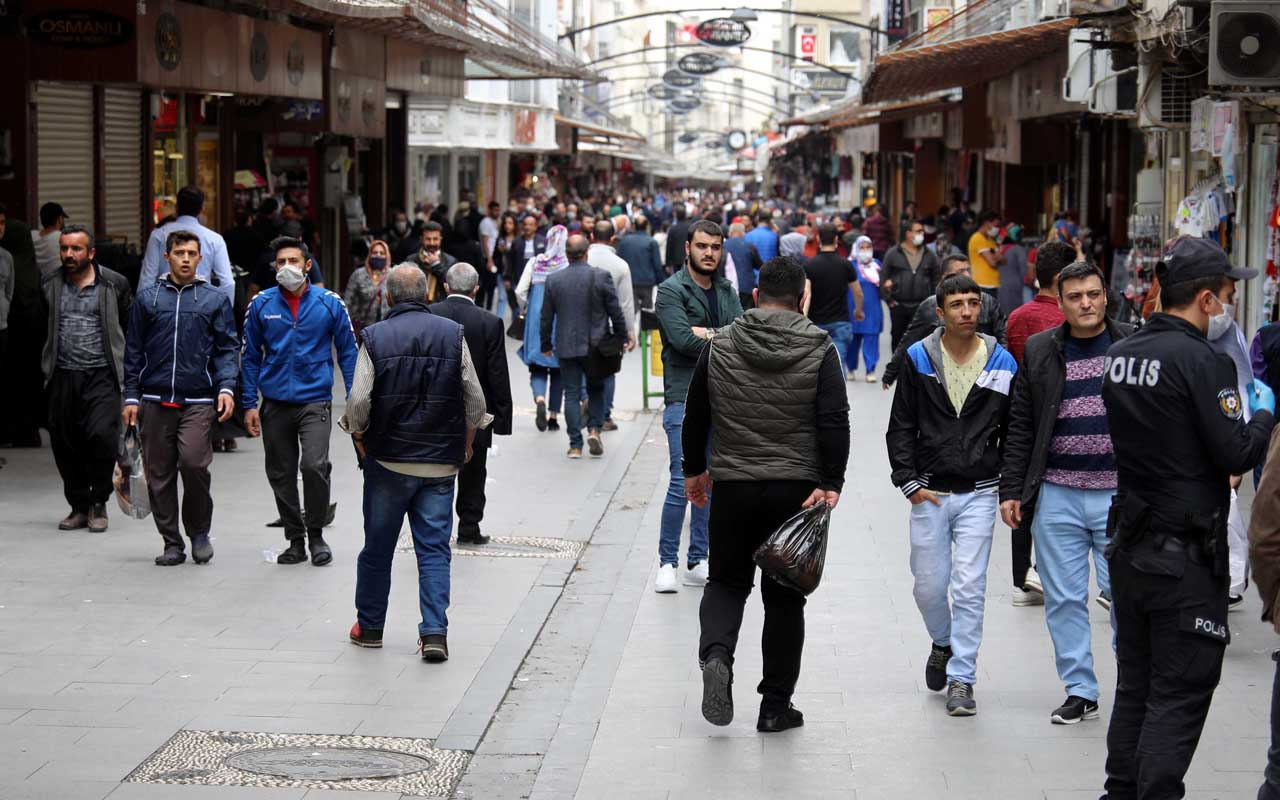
[369,256,387,270]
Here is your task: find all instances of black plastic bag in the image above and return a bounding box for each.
[753,503,830,595]
[113,424,151,520]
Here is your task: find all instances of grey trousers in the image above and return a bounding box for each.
[260,398,332,540]
[140,401,217,550]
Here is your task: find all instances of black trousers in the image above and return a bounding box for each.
[699,479,811,713]
[456,431,490,537]
[1012,525,1033,587]
[47,367,119,511]
[140,401,216,549]
[1103,543,1228,799]
[260,398,332,540]
[888,302,918,351]
[1260,651,1280,800]
[739,291,755,311]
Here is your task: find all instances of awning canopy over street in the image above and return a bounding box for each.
[861,0,1075,102]
[286,0,598,80]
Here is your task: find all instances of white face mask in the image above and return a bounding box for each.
[1208,297,1235,340]
[988,226,1000,238]
[912,233,924,246]
[857,250,874,264]
[277,264,306,292]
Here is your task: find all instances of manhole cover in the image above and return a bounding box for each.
[396,532,584,560]
[225,746,432,780]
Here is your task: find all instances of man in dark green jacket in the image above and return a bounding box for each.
[653,220,744,594]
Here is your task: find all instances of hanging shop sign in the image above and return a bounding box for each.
[678,51,725,76]
[648,84,678,100]
[678,132,699,144]
[886,0,907,41]
[695,18,751,47]
[663,69,699,89]
[705,139,723,149]
[794,69,850,95]
[27,9,134,48]
[726,129,748,151]
[670,96,701,112]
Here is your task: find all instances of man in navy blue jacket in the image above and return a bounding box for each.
[243,237,359,566]
[123,230,239,566]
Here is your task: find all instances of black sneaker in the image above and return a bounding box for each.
[700,655,734,726]
[457,531,490,545]
[277,539,307,564]
[1051,695,1099,725]
[420,634,449,662]
[757,704,804,733]
[191,535,214,564]
[546,417,560,431]
[946,681,976,717]
[349,622,383,648]
[1229,593,1245,613]
[535,399,548,431]
[925,643,952,692]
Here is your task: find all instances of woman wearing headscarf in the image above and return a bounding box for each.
[342,239,391,337]
[998,223,1030,317]
[515,225,568,432]
[848,235,884,382]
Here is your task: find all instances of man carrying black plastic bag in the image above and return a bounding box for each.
[683,255,850,733]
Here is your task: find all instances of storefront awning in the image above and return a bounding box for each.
[287,0,597,81]
[555,116,645,143]
[862,0,1076,103]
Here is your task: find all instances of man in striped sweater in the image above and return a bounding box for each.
[1000,262,1133,725]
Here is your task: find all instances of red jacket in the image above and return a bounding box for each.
[1005,294,1065,363]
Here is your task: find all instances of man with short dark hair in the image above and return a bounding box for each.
[687,255,849,733]
[1000,261,1132,724]
[429,262,513,545]
[343,264,491,661]
[1101,237,1274,798]
[243,237,359,567]
[804,224,864,376]
[617,214,664,313]
[723,221,761,311]
[880,219,940,351]
[887,273,1017,717]
[654,220,745,592]
[665,205,694,273]
[123,230,239,566]
[411,221,456,303]
[1005,241,1074,364]
[478,201,503,312]
[862,204,894,260]
[539,233,630,458]
[743,210,778,264]
[32,201,67,275]
[39,224,134,532]
[507,214,546,291]
[968,211,1003,296]
[141,186,235,303]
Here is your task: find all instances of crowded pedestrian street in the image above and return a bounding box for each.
[0,336,1275,799]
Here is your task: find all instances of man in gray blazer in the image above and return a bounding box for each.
[539,233,632,459]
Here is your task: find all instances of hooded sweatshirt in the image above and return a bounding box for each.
[681,307,851,491]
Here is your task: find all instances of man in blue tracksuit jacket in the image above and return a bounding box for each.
[243,237,358,566]
[123,229,239,566]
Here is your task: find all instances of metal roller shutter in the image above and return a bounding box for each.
[102,87,142,248]
[35,82,95,230]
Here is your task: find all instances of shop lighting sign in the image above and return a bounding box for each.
[695,18,751,47]
[678,51,725,76]
[678,132,699,144]
[648,84,679,100]
[27,9,134,48]
[670,96,702,112]
[663,69,700,89]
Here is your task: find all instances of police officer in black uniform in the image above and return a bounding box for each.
[1101,237,1276,799]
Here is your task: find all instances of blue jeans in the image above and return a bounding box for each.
[847,333,879,373]
[356,461,455,636]
[559,357,604,449]
[1032,481,1113,701]
[816,321,853,374]
[909,490,997,685]
[530,367,563,414]
[659,403,709,568]
[581,373,616,421]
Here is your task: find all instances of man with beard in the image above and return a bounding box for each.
[38,224,133,532]
[653,220,745,593]
[411,221,456,303]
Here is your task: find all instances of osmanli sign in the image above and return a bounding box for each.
[695,18,750,47]
[27,9,135,48]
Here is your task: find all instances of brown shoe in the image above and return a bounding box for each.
[58,511,89,530]
[87,503,109,533]
[567,447,583,459]
[601,419,618,432]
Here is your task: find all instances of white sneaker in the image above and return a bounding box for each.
[1023,568,1043,594]
[1013,586,1045,607]
[683,562,709,587]
[654,564,678,593]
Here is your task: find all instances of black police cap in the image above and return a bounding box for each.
[1158,236,1257,285]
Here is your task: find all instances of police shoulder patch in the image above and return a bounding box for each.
[1218,388,1243,420]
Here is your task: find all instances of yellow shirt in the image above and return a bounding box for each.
[968,232,1000,288]
[941,338,987,415]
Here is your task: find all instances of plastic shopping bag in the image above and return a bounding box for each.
[752,502,831,595]
[113,425,151,520]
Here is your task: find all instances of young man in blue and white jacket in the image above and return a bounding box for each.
[243,237,358,567]
[123,230,239,566]
[886,274,1017,718]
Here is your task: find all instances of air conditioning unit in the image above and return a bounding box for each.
[1209,1,1280,87]
[1137,61,1195,129]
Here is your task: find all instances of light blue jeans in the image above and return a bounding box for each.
[1031,481,1113,701]
[909,490,997,685]
[659,402,709,568]
[816,321,853,375]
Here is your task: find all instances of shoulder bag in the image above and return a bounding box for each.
[586,266,625,381]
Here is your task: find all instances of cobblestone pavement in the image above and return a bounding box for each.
[1,336,1277,799]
